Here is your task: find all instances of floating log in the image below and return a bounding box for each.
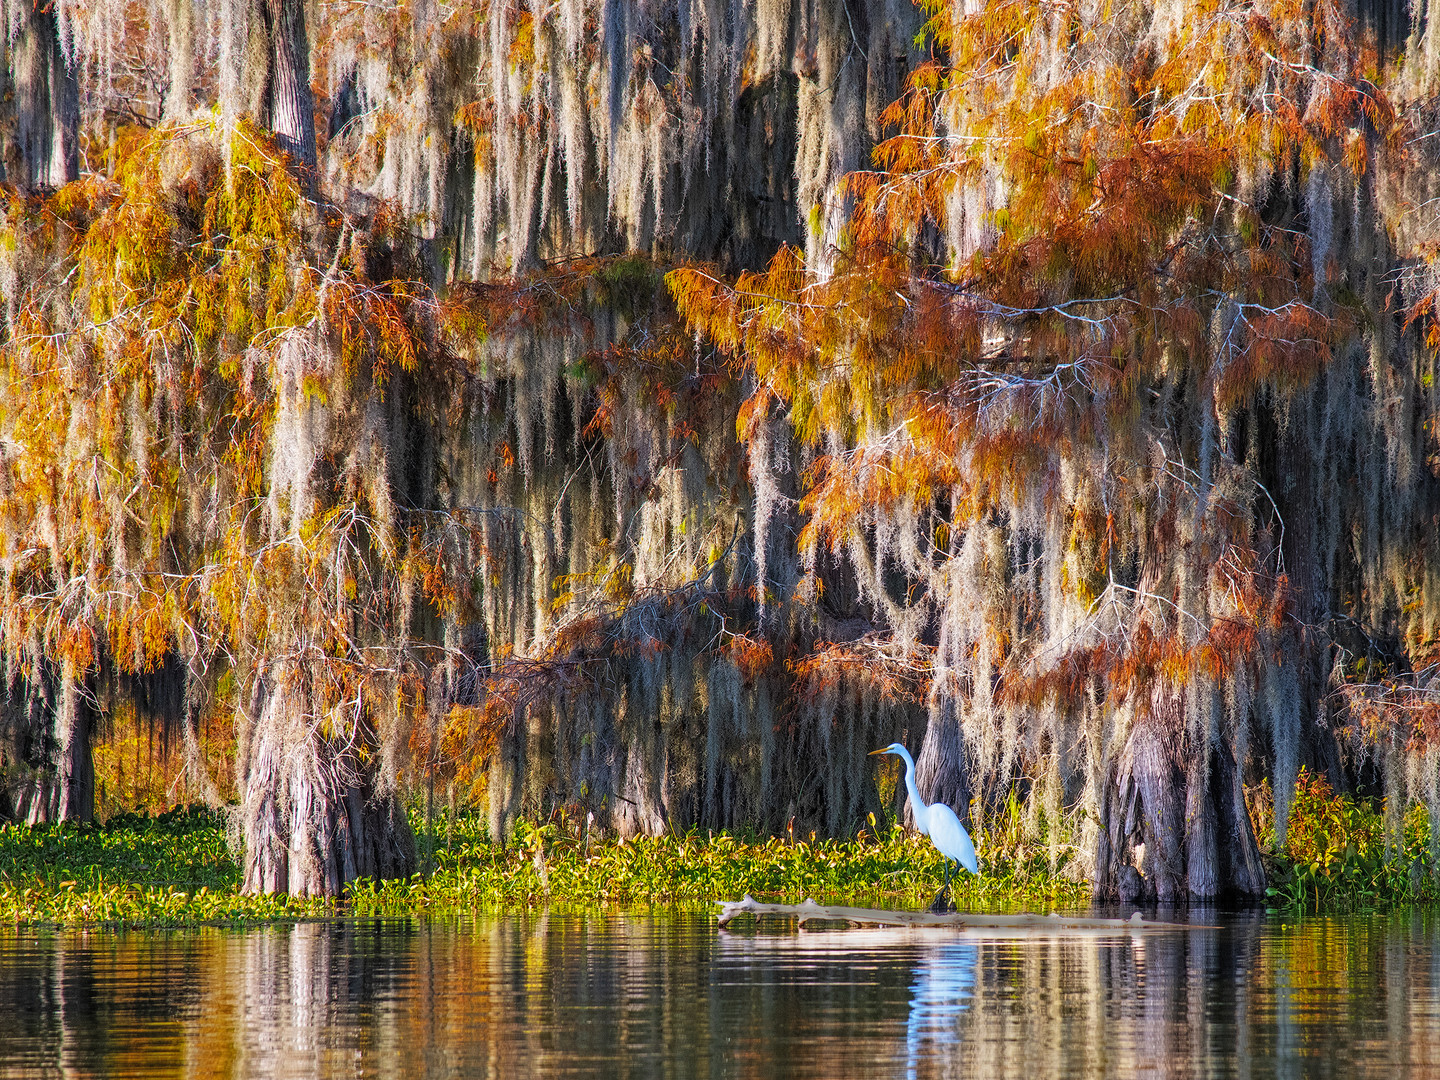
[714,895,1209,932]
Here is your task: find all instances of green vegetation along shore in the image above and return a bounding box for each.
[3,772,1437,927]
[1253,769,1440,914]
[0,806,1088,926]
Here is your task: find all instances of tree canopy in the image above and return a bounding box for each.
[1,0,1438,900]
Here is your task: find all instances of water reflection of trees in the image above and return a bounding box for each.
[902,925,1262,1077]
[890,912,1440,1078]
[905,941,976,1080]
[3,914,1440,1077]
[183,915,736,1078]
[0,931,201,1076]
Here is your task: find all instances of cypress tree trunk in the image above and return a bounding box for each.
[53,662,94,822]
[3,1,79,190]
[258,0,317,182]
[915,699,973,831]
[1093,683,1265,901]
[239,671,413,896]
[223,0,384,893]
[0,666,57,822]
[485,706,526,847]
[1,659,94,824]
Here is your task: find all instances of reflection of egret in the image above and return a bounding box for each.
[905,940,977,1080]
[870,743,978,910]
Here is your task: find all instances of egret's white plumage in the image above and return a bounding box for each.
[871,743,978,896]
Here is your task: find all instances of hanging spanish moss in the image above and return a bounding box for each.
[0,0,1438,902]
[671,0,1440,900]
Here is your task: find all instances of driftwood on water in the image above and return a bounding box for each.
[714,895,1208,932]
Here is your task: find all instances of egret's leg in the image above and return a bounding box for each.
[929,860,954,914]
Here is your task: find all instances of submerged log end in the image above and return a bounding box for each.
[715,893,761,928]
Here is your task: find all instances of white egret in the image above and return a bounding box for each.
[870,742,978,909]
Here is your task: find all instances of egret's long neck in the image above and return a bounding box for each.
[899,747,928,830]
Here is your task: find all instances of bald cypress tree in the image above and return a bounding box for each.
[1,0,1440,901]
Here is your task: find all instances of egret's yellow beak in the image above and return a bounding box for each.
[868,748,888,756]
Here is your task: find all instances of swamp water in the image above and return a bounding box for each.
[0,909,1438,1077]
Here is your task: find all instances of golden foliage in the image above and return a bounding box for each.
[0,120,486,806]
[670,0,1406,735]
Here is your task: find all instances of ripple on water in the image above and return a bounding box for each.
[0,910,1439,1078]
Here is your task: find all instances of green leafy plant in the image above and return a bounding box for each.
[0,805,1091,927]
[1253,769,1436,914]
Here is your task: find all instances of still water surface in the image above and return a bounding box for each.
[1,909,1438,1077]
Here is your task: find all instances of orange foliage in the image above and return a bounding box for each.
[1336,664,1440,752]
[723,633,774,685]
[0,121,490,805]
[789,638,934,706]
[669,0,1402,719]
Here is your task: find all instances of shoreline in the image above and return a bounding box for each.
[3,783,1436,928]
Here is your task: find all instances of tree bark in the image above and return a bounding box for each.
[485,704,527,847]
[915,697,973,830]
[0,665,57,822]
[2,1,79,190]
[1093,682,1265,902]
[257,0,317,184]
[0,659,93,824]
[239,673,414,896]
[54,661,94,822]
